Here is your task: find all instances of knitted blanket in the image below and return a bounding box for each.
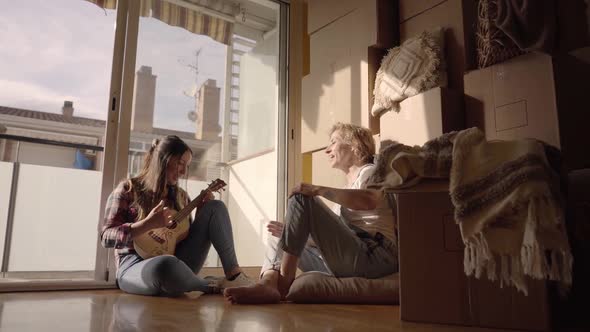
[367,128,572,294]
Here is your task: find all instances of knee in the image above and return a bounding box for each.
[202,199,227,212]
[288,193,310,206]
[151,255,178,281]
[151,256,184,296]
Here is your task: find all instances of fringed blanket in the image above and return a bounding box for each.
[368,128,572,294]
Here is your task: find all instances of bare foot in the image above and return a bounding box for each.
[223,282,281,304]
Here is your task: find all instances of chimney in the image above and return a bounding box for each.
[195,79,222,141]
[62,101,74,119]
[131,66,157,133]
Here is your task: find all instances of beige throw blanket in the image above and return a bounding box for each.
[368,128,572,294]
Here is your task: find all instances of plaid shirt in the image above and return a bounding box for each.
[100,180,189,269]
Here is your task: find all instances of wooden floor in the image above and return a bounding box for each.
[0,290,521,332]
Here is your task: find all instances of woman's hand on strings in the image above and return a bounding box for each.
[145,200,174,229]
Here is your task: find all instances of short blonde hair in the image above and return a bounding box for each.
[329,122,375,164]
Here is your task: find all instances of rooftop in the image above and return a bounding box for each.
[0,105,200,141]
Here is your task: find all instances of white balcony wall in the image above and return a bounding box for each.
[9,164,101,271]
[0,159,261,272]
[227,151,277,266]
[0,164,221,272]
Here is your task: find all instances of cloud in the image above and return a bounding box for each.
[0,0,228,133]
[136,18,227,132]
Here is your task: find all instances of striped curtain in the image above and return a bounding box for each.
[85,0,233,45]
[85,0,117,10]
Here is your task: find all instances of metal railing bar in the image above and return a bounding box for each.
[0,134,104,152]
[1,162,19,273]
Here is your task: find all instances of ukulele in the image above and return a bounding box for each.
[133,179,227,259]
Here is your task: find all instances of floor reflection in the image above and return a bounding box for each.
[0,290,400,332]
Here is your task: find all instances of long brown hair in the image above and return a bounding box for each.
[128,135,192,219]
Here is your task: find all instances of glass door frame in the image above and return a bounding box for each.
[98,0,141,285]
[0,0,132,291]
[276,0,289,223]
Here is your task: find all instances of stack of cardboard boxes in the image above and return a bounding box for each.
[380,0,476,145]
[301,0,398,191]
[377,0,590,331]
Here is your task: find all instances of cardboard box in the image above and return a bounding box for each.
[392,181,552,331]
[302,0,398,153]
[307,0,358,34]
[399,0,447,22]
[464,52,590,170]
[464,53,560,147]
[400,0,477,92]
[379,87,464,147]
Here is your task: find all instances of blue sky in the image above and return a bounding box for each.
[0,0,226,133]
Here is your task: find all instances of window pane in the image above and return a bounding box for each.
[132,0,233,267]
[234,29,279,157]
[0,0,116,275]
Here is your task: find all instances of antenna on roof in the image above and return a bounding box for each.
[179,48,203,122]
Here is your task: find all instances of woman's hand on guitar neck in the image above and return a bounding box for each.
[130,200,175,238]
[203,189,215,203]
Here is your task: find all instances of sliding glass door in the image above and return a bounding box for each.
[0,0,288,289]
[128,0,287,268]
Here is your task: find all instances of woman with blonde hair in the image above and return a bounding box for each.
[225,123,398,303]
[101,135,252,297]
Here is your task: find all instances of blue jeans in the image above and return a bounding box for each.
[116,200,239,296]
[262,194,398,278]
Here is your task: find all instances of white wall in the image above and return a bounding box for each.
[227,151,277,266]
[9,164,101,271]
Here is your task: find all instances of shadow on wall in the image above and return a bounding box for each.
[420,87,466,142]
[303,0,399,138]
[464,94,484,132]
[303,57,365,134]
[302,5,365,136]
